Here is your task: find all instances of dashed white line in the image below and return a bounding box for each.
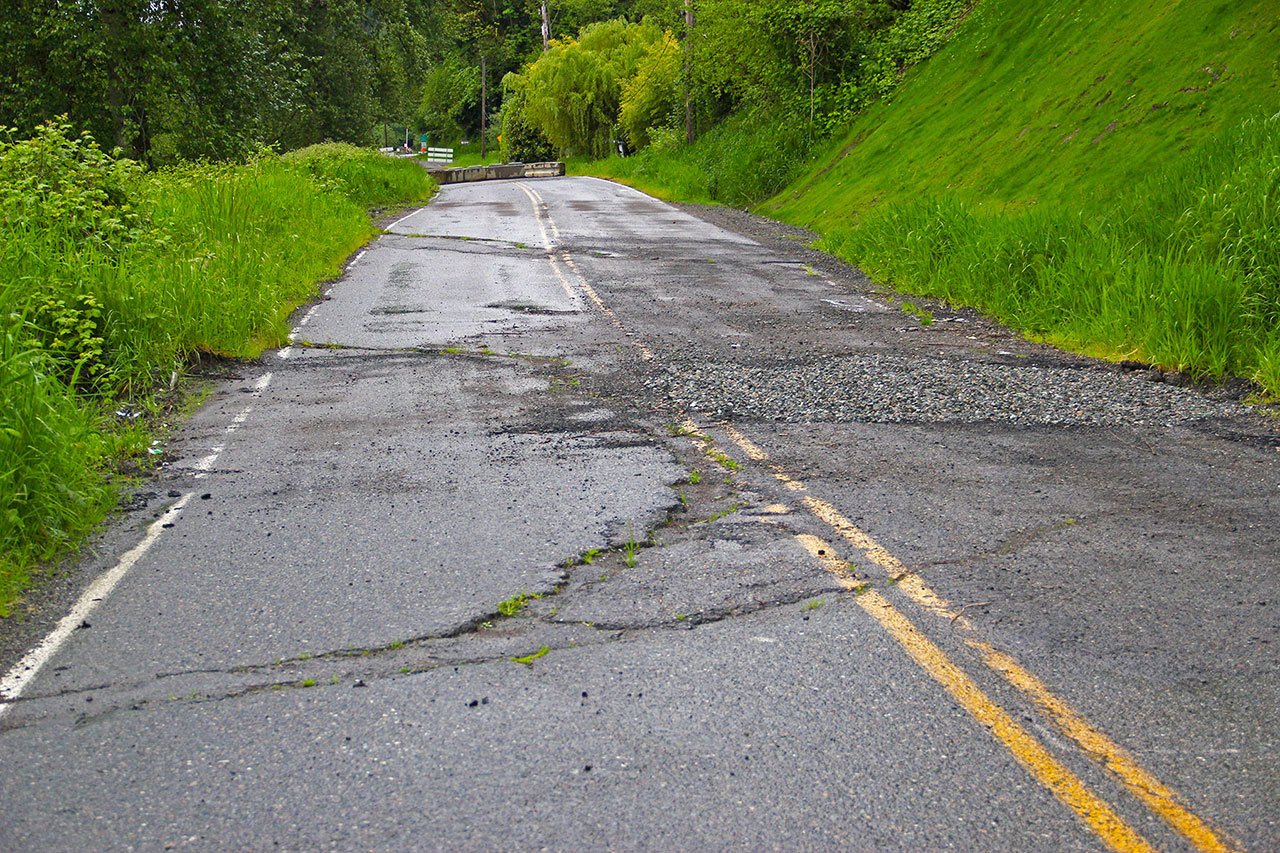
[0,493,195,716]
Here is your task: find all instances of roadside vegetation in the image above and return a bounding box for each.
[0,126,434,614]
[571,0,1279,395]
[2,0,1276,611]
[764,0,1280,394]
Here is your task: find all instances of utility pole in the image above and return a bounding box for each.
[684,0,695,144]
[540,1,550,51]
[480,55,487,160]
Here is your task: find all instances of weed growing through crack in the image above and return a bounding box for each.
[623,527,639,568]
[388,640,405,650]
[707,449,739,471]
[300,678,318,688]
[581,549,601,565]
[688,469,702,485]
[497,591,542,617]
[676,489,688,508]
[702,502,742,523]
[512,646,550,666]
[804,598,825,611]
[900,300,934,325]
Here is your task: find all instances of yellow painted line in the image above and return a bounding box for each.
[559,251,655,361]
[796,535,1155,853]
[517,182,654,363]
[547,254,585,307]
[972,639,1237,853]
[714,422,1237,853]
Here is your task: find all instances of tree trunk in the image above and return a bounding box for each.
[99,0,139,158]
[540,1,550,51]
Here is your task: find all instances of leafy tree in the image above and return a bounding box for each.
[520,18,665,157]
[498,74,556,161]
[619,32,683,149]
[416,60,482,143]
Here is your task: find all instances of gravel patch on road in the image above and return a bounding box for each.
[652,351,1254,427]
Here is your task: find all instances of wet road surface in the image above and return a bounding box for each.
[1,177,1276,850]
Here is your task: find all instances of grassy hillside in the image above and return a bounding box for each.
[764,0,1279,220]
[585,0,1279,394]
[759,0,1279,390]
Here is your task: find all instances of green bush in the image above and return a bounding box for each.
[283,143,436,210]
[498,75,556,163]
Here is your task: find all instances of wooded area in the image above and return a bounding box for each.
[0,0,667,164]
[0,0,958,165]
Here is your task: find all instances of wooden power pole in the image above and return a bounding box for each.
[480,55,487,160]
[684,0,695,143]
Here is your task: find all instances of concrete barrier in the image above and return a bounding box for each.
[432,162,565,184]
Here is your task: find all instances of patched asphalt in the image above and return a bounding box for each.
[1,177,1276,850]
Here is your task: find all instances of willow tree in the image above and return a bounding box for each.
[520,18,664,158]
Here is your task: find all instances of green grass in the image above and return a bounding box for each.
[574,110,813,206]
[769,0,1280,390]
[577,0,1280,394]
[767,0,1280,219]
[0,128,435,615]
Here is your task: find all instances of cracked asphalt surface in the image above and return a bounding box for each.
[1,177,1277,850]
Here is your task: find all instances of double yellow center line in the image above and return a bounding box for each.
[517,181,1235,851]
[711,422,1236,853]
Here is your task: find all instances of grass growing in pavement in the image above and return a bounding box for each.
[0,126,435,615]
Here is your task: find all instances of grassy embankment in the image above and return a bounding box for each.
[0,129,435,614]
[583,0,1280,393]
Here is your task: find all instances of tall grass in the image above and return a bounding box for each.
[0,127,435,614]
[577,111,816,206]
[823,111,1280,390]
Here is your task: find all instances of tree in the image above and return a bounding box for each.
[520,18,665,157]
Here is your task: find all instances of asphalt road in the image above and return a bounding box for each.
[1,177,1276,850]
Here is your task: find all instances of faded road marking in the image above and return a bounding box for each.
[517,182,654,362]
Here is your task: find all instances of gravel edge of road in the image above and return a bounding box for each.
[669,199,1280,435]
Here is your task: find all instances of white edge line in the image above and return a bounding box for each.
[386,208,423,231]
[0,493,196,715]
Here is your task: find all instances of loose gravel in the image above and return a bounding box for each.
[666,201,1265,430]
[652,351,1255,427]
